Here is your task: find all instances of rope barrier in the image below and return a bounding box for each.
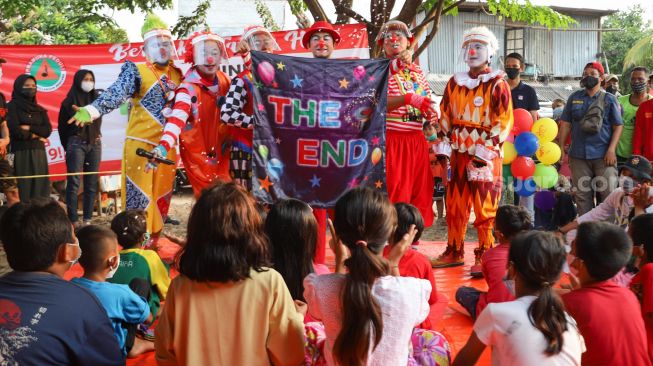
[0,170,122,180]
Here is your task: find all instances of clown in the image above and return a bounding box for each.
[68,13,183,245]
[220,25,279,190]
[380,20,438,228]
[432,27,513,272]
[149,30,232,197]
[302,21,340,59]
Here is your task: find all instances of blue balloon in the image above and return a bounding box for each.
[514,132,540,157]
[513,178,537,197]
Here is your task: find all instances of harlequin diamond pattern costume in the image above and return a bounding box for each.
[432,27,513,270]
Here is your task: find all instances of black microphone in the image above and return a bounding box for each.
[136,148,175,165]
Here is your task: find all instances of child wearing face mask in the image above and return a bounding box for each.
[109,209,171,323]
[71,225,153,357]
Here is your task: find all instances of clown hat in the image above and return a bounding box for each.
[240,25,281,51]
[375,20,414,45]
[461,26,499,56]
[184,30,228,65]
[301,21,341,49]
[141,13,172,41]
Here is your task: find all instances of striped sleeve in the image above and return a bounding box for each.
[220,76,253,129]
[439,78,456,141]
[159,86,192,151]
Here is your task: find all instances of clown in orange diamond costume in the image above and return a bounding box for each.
[431,27,513,274]
[68,14,183,243]
[147,30,232,198]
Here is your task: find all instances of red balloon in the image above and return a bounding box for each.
[513,108,534,135]
[511,156,536,180]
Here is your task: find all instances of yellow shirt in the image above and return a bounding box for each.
[155,268,305,366]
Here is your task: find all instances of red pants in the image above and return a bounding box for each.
[386,130,434,227]
[446,151,502,251]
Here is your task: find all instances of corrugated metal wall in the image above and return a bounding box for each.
[523,28,553,74]
[551,16,600,76]
[427,12,505,74]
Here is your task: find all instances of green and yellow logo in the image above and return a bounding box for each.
[25,54,67,92]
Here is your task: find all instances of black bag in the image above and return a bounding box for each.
[579,91,606,135]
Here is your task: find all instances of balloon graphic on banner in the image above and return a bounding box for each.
[371,147,383,165]
[353,65,366,80]
[266,158,284,181]
[513,108,534,135]
[514,132,540,157]
[503,141,517,165]
[258,145,269,160]
[532,118,558,142]
[533,163,559,189]
[535,190,557,211]
[257,61,275,86]
[514,178,537,197]
[536,141,562,165]
[511,156,536,180]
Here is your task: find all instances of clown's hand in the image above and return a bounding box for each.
[398,49,414,66]
[144,145,168,173]
[473,144,498,166]
[404,93,436,117]
[236,41,250,55]
[67,106,93,127]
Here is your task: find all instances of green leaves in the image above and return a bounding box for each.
[172,0,210,37]
[623,35,653,71]
[484,0,575,29]
[602,5,653,74]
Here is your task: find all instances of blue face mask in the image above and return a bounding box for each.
[426,133,437,142]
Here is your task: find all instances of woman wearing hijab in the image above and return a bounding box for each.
[7,74,52,201]
[58,69,102,225]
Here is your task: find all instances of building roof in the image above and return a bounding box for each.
[455,1,617,18]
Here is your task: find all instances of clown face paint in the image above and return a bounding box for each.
[464,41,489,68]
[309,32,335,58]
[194,39,227,76]
[144,35,175,65]
[248,32,279,53]
[382,30,408,58]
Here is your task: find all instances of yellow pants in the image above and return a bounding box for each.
[121,139,177,235]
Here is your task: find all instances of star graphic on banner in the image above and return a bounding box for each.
[275,137,282,144]
[253,80,263,89]
[374,180,383,189]
[309,174,322,188]
[290,74,304,88]
[368,75,376,82]
[258,176,274,192]
[257,103,265,111]
[347,177,359,189]
[276,61,286,70]
[339,78,350,89]
[371,136,380,146]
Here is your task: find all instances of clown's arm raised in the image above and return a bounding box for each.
[67,61,140,126]
[220,77,254,129]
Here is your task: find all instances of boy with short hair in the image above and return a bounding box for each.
[629,213,653,360]
[0,199,122,365]
[563,221,651,366]
[109,209,170,320]
[71,225,153,357]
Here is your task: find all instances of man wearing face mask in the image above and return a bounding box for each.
[150,30,232,198]
[633,72,653,162]
[616,67,651,165]
[68,14,182,247]
[432,27,513,271]
[558,154,653,238]
[605,74,622,97]
[0,57,19,206]
[558,62,623,216]
[221,25,280,190]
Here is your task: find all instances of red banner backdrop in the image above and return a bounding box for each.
[0,24,369,178]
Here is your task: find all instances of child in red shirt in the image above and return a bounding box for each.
[629,213,653,360]
[454,205,531,319]
[563,221,651,366]
[383,203,442,329]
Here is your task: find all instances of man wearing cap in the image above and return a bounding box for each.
[605,74,621,97]
[617,67,651,165]
[432,26,513,272]
[302,21,341,59]
[558,154,653,236]
[68,13,182,245]
[0,57,20,205]
[148,30,232,197]
[221,25,280,190]
[633,72,653,163]
[559,62,623,216]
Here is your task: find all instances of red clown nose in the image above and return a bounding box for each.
[317,40,326,48]
[469,48,476,56]
[206,56,215,64]
[390,36,398,43]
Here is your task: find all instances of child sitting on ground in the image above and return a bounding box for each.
[71,225,153,357]
[383,202,442,329]
[454,231,584,365]
[109,209,170,321]
[563,221,650,366]
[455,205,531,319]
[629,213,653,360]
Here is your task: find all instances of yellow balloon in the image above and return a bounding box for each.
[536,141,562,165]
[532,118,558,142]
[503,142,517,165]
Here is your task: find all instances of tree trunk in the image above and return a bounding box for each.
[332,0,353,24]
[303,0,330,22]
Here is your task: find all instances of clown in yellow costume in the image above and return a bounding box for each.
[432,27,513,274]
[69,14,182,241]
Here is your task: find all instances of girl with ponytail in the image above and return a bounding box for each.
[303,187,432,366]
[454,231,584,366]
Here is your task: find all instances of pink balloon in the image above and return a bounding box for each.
[257,61,275,86]
[506,133,515,143]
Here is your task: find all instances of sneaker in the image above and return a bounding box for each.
[165,216,180,225]
[470,248,485,278]
[431,247,464,268]
[137,323,155,341]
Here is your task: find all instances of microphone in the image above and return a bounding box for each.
[136,148,175,165]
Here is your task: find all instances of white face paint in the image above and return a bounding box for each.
[464,41,489,68]
[144,35,174,65]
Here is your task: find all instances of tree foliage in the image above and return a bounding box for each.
[623,35,653,72]
[601,5,653,74]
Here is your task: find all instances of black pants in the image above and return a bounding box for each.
[124,278,151,352]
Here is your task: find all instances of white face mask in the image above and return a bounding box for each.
[81,81,94,93]
[106,254,120,279]
[464,42,489,68]
[619,175,635,194]
[68,241,82,266]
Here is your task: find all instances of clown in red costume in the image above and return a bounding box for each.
[432,27,513,273]
[380,20,438,228]
[148,30,232,197]
[220,25,280,190]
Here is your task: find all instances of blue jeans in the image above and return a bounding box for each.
[455,286,482,320]
[65,136,102,222]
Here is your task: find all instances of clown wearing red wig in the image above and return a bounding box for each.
[149,30,232,197]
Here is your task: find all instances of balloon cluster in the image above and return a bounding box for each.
[503,108,560,197]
